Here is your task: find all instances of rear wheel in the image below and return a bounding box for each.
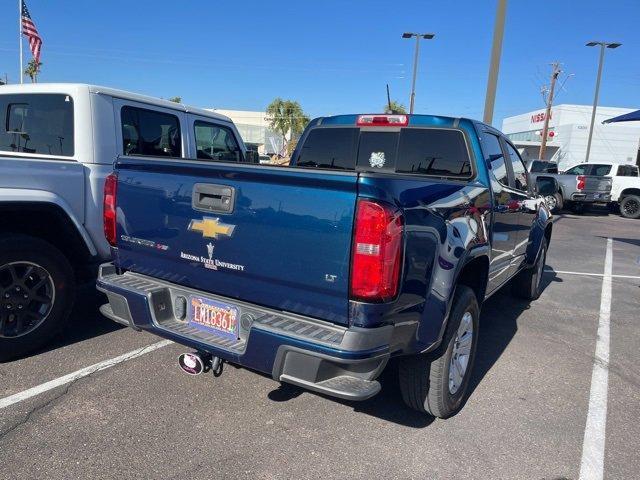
[570,202,585,214]
[398,286,479,418]
[619,195,640,219]
[512,238,547,301]
[0,235,75,361]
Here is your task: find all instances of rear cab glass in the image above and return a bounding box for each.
[295,127,472,178]
[297,127,358,169]
[0,93,74,157]
[530,161,558,173]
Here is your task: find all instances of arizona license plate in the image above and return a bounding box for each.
[189,296,239,341]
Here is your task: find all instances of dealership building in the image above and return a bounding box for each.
[501,104,640,170]
[208,109,284,155]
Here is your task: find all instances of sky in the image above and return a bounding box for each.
[0,0,639,127]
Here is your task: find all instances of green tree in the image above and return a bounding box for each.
[168,96,182,103]
[385,100,407,114]
[24,59,42,83]
[266,98,309,157]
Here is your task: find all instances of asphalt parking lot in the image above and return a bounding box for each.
[1,210,638,480]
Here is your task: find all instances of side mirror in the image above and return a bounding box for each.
[535,176,558,196]
[245,150,260,164]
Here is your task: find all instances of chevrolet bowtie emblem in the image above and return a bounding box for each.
[188,217,235,239]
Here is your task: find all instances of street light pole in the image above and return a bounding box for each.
[402,32,435,114]
[483,0,508,125]
[409,35,420,114]
[584,41,621,163]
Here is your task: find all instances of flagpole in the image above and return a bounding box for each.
[18,0,23,84]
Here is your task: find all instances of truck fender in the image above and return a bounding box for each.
[0,188,98,256]
[413,220,490,355]
[435,246,491,347]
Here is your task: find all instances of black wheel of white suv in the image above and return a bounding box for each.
[0,235,75,361]
[620,195,640,219]
[398,285,479,418]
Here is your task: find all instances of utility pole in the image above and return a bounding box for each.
[402,32,435,114]
[538,62,561,160]
[584,41,621,163]
[483,0,508,124]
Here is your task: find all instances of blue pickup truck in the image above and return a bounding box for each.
[97,113,555,418]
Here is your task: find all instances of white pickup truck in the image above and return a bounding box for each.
[561,162,640,219]
[0,83,252,360]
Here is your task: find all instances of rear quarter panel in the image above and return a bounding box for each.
[351,119,493,353]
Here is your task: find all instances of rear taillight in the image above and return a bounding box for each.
[356,114,408,127]
[577,175,586,191]
[103,173,118,246]
[350,199,404,302]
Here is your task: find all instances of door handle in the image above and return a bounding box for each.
[192,183,235,214]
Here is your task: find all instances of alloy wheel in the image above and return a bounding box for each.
[544,195,557,211]
[449,311,474,395]
[0,262,55,338]
[623,198,639,217]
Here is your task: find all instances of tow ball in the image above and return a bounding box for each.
[178,351,224,377]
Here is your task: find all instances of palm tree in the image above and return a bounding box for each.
[266,98,309,157]
[168,96,182,103]
[24,59,42,83]
[385,100,407,114]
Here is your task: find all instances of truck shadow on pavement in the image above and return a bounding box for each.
[466,268,561,400]
[31,287,123,358]
[268,268,562,428]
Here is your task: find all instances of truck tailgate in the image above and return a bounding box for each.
[583,175,612,193]
[113,159,358,325]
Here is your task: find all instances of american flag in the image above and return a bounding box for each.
[21,0,42,63]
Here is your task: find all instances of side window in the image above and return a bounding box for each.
[590,164,612,176]
[565,164,586,175]
[0,93,74,156]
[617,165,638,177]
[480,131,508,185]
[121,106,181,157]
[504,142,528,191]
[194,121,242,162]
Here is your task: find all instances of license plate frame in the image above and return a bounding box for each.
[188,295,239,341]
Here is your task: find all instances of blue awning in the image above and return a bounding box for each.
[603,109,640,124]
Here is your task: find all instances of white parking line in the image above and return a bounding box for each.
[544,268,640,280]
[579,238,613,480]
[0,340,173,410]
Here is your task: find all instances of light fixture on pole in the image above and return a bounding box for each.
[402,32,435,114]
[584,41,621,163]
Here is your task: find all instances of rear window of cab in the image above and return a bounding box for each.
[295,127,472,178]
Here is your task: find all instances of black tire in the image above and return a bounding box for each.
[0,235,75,361]
[570,202,585,214]
[544,192,563,213]
[619,195,640,219]
[398,286,479,418]
[512,238,547,301]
